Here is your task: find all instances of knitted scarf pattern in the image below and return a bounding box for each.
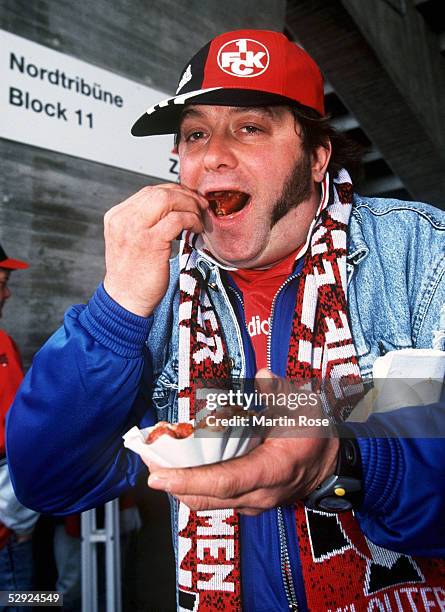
[177,234,239,611]
[176,169,445,611]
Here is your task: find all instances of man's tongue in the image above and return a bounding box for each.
[206,190,250,217]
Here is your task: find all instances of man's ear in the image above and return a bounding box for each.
[312,141,332,183]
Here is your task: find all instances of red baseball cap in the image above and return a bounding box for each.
[132,29,324,136]
[0,243,29,270]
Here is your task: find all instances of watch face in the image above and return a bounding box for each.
[318,496,352,512]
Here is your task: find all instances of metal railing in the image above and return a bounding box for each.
[81,500,121,612]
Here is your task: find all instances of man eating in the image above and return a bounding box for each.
[7,30,445,611]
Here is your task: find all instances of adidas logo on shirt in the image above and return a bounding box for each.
[247,315,270,337]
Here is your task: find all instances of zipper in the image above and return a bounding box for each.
[227,284,251,339]
[277,507,299,610]
[213,267,246,379]
[266,272,300,370]
[268,272,301,611]
[226,283,244,308]
[228,268,302,611]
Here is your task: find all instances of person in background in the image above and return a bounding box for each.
[0,244,39,605]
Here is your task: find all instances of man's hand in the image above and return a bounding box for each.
[147,370,339,515]
[103,184,208,317]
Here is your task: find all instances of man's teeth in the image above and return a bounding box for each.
[206,191,250,216]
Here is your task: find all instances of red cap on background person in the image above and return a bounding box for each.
[0,242,29,460]
[131,29,325,136]
[0,244,29,270]
[0,244,28,319]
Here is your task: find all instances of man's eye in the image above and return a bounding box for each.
[240,125,262,134]
[185,131,205,142]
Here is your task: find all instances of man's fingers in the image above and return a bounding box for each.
[102,182,209,317]
[127,182,208,210]
[237,507,263,516]
[143,189,208,229]
[173,486,285,512]
[147,443,286,497]
[175,496,267,516]
[106,188,205,231]
[153,210,204,242]
[145,434,337,510]
[159,182,209,209]
[147,460,247,497]
[255,368,291,397]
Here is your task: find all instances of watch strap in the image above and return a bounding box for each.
[305,428,363,512]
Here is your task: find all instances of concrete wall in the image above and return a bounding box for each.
[286,0,445,208]
[342,0,445,153]
[0,0,286,366]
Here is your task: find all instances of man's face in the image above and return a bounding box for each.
[0,269,11,318]
[178,105,323,268]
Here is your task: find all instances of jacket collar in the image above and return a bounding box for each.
[347,199,370,266]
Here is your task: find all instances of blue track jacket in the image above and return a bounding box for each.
[6,195,445,610]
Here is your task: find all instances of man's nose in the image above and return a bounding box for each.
[4,287,11,300]
[203,133,238,172]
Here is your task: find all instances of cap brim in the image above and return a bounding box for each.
[131,88,299,137]
[0,258,29,270]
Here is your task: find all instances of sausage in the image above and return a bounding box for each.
[206,191,249,216]
[145,421,194,444]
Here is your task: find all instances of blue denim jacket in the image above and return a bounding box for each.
[149,194,445,407]
[144,194,445,609]
[6,195,445,610]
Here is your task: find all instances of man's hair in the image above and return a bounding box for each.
[291,104,364,183]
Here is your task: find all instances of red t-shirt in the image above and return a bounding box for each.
[0,330,23,454]
[0,330,24,548]
[229,249,299,370]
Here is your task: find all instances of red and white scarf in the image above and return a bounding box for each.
[176,170,445,611]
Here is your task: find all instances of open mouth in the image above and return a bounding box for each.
[206,190,250,217]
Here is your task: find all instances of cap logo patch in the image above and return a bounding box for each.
[217,38,269,77]
[176,64,192,94]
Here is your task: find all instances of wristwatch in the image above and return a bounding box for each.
[305,430,363,512]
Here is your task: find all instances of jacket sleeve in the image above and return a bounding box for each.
[345,403,445,557]
[0,459,39,533]
[6,284,157,515]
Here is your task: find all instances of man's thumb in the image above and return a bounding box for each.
[255,368,281,394]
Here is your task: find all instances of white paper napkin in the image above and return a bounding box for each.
[348,348,445,421]
[123,423,260,468]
